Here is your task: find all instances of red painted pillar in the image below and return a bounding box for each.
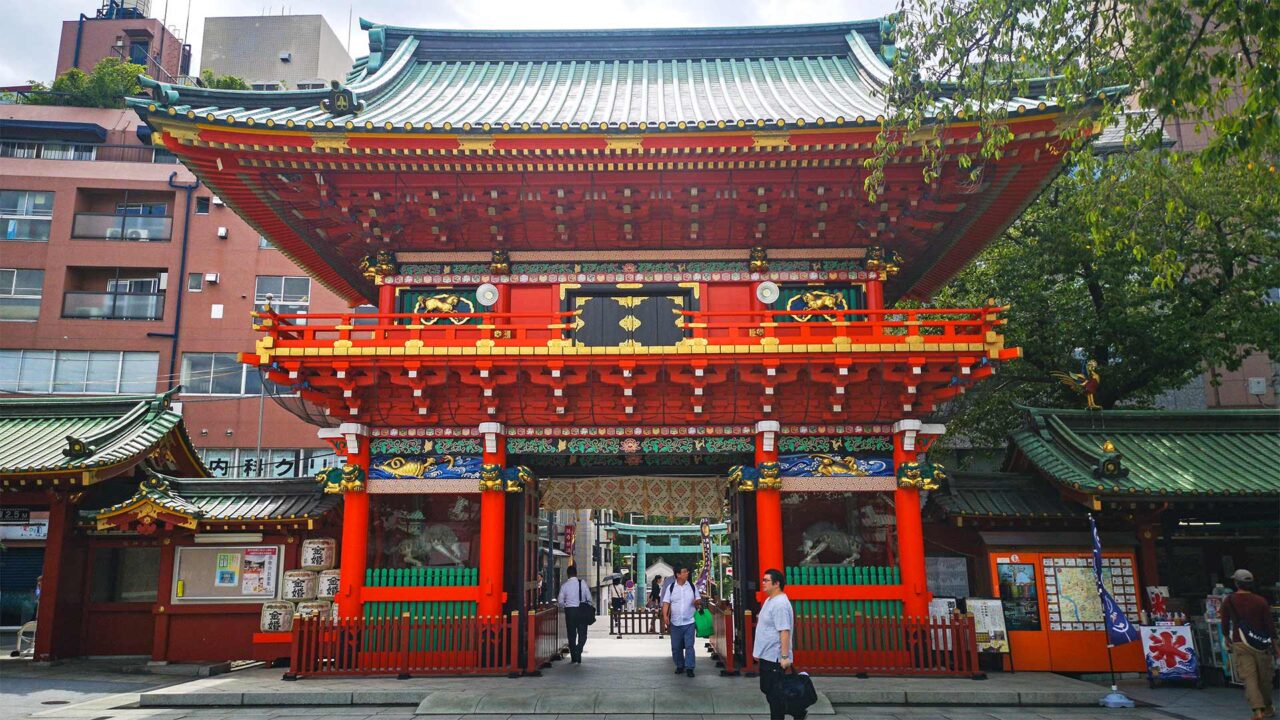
[866,278,884,310]
[479,422,507,617]
[892,420,930,617]
[1136,522,1161,589]
[755,421,784,576]
[151,538,177,661]
[34,493,74,661]
[335,426,370,619]
[377,282,396,314]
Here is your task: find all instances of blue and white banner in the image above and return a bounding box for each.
[1089,514,1140,647]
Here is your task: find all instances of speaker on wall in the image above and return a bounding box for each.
[475,283,500,307]
[755,281,781,305]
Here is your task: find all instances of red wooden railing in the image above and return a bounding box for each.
[709,605,736,674]
[525,604,566,674]
[743,612,981,678]
[253,306,1007,353]
[287,613,518,678]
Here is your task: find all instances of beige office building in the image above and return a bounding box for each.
[200,15,352,91]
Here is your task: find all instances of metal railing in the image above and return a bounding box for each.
[0,142,178,164]
[525,604,566,674]
[253,306,1007,353]
[61,291,164,320]
[71,213,172,241]
[609,608,665,637]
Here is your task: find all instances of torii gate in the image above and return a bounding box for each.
[613,521,731,593]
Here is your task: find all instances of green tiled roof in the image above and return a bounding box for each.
[1009,407,1280,498]
[929,472,1086,519]
[133,18,1058,133]
[0,391,207,480]
[92,472,340,525]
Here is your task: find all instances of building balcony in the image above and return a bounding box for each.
[62,291,165,321]
[71,213,172,242]
[246,306,1018,427]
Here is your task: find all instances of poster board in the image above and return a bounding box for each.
[1140,625,1199,681]
[929,597,959,650]
[966,598,1010,653]
[926,556,971,599]
[173,545,281,602]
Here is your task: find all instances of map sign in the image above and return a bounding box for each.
[966,598,1010,653]
[1042,556,1138,631]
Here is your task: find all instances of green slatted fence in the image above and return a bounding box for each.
[364,567,479,651]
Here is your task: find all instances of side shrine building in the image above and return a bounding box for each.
[116,18,1158,676]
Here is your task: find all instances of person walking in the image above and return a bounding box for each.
[610,576,627,614]
[753,568,803,720]
[1221,569,1277,720]
[662,564,701,677]
[649,575,662,609]
[557,565,593,664]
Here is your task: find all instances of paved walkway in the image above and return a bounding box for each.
[7,626,1262,720]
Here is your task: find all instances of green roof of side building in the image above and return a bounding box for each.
[1008,407,1280,498]
[133,18,1060,133]
[930,472,1087,519]
[0,391,208,483]
[92,472,339,526]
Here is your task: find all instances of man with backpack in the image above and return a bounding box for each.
[662,564,701,676]
[557,565,594,664]
[1221,569,1277,720]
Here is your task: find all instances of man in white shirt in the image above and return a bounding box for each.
[753,568,800,720]
[556,565,592,664]
[661,564,701,677]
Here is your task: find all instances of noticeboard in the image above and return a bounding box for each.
[172,545,281,602]
[966,598,1010,653]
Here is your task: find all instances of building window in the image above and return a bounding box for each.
[251,83,282,92]
[0,350,157,394]
[187,273,203,292]
[296,82,326,90]
[195,197,211,214]
[0,190,54,241]
[0,141,95,161]
[255,275,310,315]
[181,352,255,395]
[0,268,43,321]
[258,235,274,250]
[115,202,168,216]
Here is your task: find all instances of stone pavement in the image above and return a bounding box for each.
[7,625,1262,720]
[129,628,1104,710]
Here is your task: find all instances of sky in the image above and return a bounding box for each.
[3,0,899,85]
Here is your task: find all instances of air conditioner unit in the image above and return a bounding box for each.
[105,227,124,240]
[211,196,224,206]
[204,272,220,284]
[125,228,150,241]
[279,51,292,63]
[216,227,228,239]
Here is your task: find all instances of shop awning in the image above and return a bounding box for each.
[0,119,108,143]
[0,390,208,487]
[929,472,1086,519]
[1007,407,1280,499]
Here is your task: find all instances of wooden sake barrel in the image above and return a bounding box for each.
[259,601,294,632]
[317,569,341,599]
[296,600,331,619]
[282,570,318,601]
[299,538,336,570]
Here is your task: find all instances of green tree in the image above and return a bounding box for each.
[929,150,1280,446]
[871,0,1279,176]
[199,69,250,90]
[23,57,145,108]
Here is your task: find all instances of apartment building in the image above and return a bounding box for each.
[0,103,352,478]
[200,15,352,91]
